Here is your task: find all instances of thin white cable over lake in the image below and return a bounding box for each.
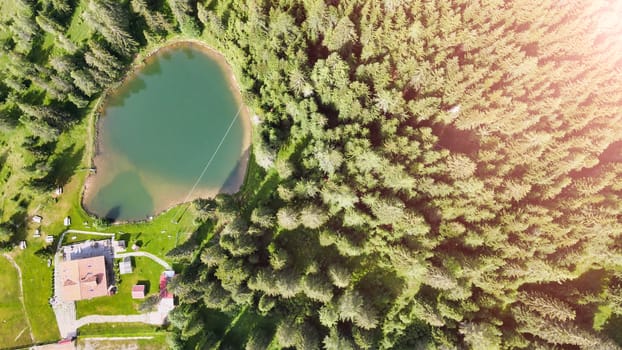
[173,105,243,220]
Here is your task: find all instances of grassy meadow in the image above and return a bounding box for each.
[77,322,168,350]
[0,256,31,348]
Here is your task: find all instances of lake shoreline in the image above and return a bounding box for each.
[81,38,253,224]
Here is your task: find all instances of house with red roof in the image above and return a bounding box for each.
[59,256,108,301]
[132,284,145,299]
[159,270,174,299]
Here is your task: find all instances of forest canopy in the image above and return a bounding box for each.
[1,0,622,349]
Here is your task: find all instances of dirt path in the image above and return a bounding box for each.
[74,312,165,329]
[2,254,35,344]
[80,336,154,340]
[54,306,169,339]
[78,336,157,350]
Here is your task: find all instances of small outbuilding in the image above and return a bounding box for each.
[63,217,71,226]
[132,285,145,299]
[119,256,132,275]
[19,241,27,250]
[32,215,43,223]
[112,240,126,254]
[34,229,41,238]
[158,271,176,314]
[160,271,175,299]
[45,235,54,243]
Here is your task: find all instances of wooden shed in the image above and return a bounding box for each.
[132,285,145,299]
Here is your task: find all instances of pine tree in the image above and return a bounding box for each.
[276,206,300,230]
[299,204,328,229]
[83,0,138,57]
[518,291,576,322]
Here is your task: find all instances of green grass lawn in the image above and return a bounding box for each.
[65,0,92,44]
[0,123,35,224]
[187,306,277,350]
[0,0,17,67]
[77,336,168,350]
[76,323,167,350]
[77,323,168,350]
[78,322,165,337]
[0,0,18,22]
[76,256,165,317]
[111,208,197,257]
[14,248,59,343]
[0,256,31,348]
[62,233,114,246]
[216,308,277,350]
[58,207,197,259]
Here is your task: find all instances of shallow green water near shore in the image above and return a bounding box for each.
[84,45,248,221]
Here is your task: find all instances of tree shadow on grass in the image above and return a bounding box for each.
[34,240,55,258]
[27,30,54,65]
[571,140,622,179]
[51,145,85,186]
[136,280,151,294]
[165,220,214,263]
[0,151,7,172]
[604,314,622,345]
[217,308,277,350]
[118,233,131,244]
[518,269,608,330]
[31,145,84,191]
[7,210,28,245]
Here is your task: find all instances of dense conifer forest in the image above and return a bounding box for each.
[1,0,622,348]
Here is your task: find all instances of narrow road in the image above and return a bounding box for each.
[3,254,35,344]
[52,297,77,339]
[82,336,154,340]
[74,311,166,328]
[115,251,172,270]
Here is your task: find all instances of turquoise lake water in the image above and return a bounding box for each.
[83,45,248,221]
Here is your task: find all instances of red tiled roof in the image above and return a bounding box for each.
[132,285,145,292]
[132,284,145,298]
[159,273,173,299]
[59,256,108,301]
